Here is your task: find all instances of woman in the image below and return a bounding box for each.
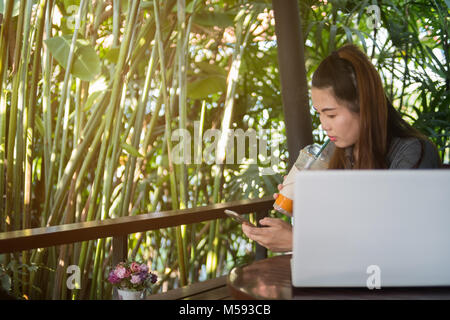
[242,44,442,252]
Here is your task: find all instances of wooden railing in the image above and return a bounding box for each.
[0,197,274,265]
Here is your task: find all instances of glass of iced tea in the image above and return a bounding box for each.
[273,141,332,215]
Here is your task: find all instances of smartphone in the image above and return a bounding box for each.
[224,210,256,227]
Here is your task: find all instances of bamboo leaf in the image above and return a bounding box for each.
[424,46,447,79]
[104,47,120,64]
[44,35,101,81]
[122,143,144,158]
[0,272,11,291]
[196,62,227,76]
[350,28,367,52]
[342,26,353,44]
[315,21,324,51]
[187,74,227,99]
[328,24,337,52]
[185,0,196,13]
[193,11,234,28]
[83,91,104,112]
[34,115,45,138]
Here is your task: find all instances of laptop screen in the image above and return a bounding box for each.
[291,170,450,288]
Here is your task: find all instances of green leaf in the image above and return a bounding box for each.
[0,273,11,292]
[121,0,129,13]
[315,21,324,51]
[196,62,227,76]
[44,35,101,81]
[34,115,45,138]
[104,47,120,64]
[193,11,234,28]
[342,26,353,44]
[185,0,196,13]
[122,143,144,158]
[328,24,337,52]
[187,75,227,99]
[351,28,367,52]
[424,46,447,79]
[83,91,103,112]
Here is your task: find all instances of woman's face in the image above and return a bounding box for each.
[311,87,360,149]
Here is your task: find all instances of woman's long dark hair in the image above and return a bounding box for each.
[312,44,433,169]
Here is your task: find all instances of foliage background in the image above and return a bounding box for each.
[0,0,448,299]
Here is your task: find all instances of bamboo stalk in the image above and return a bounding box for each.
[21,0,47,298]
[57,75,72,181]
[153,0,187,287]
[189,100,206,280]
[207,8,255,279]
[120,45,157,218]
[0,0,15,228]
[76,0,141,299]
[8,0,33,297]
[113,0,120,47]
[43,0,87,224]
[176,0,190,280]
[177,0,188,209]
[5,0,26,237]
[42,0,54,204]
[0,58,8,233]
[25,0,47,229]
[90,85,125,298]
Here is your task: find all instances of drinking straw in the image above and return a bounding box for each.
[304,138,330,169]
[316,138,330,157]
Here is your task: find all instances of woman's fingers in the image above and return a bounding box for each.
[278,176,286,190]
[242,223,265,236]
[242,218,293,252]
[259,217,281,227]
[273,175,287,199]
[242,224,269,244]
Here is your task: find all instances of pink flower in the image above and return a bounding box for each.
[131,274,141,284]
[114,266,127,279]
[108,271,121,284]
[130,262,141,273]
[140,264,148,273]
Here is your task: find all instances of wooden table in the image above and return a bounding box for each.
[147,276,232,300]
[227,254,450,300]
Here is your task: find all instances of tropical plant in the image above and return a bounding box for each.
[0,0,447,300]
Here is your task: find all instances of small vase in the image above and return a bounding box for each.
[117,288,145,300]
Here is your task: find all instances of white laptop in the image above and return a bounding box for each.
[291,170,450,288]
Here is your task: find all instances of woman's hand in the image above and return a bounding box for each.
[273,175,286,200]
[274,175,293,217]
[242,217,292,252]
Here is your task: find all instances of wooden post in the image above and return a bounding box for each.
[272,0,313,169]
[112,235,128,265]
[112,235,128,299]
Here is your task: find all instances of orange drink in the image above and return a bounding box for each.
[273,141,332,215]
